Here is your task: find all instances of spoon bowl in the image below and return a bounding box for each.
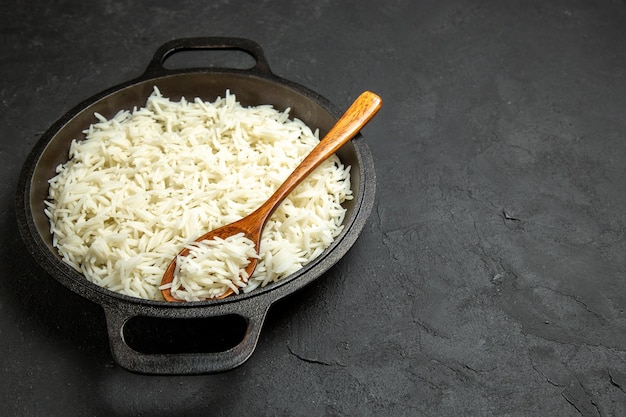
[161,91,382,301]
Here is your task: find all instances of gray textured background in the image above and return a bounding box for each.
[1,0,625,415]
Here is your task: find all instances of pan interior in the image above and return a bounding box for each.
[27,72,363,297]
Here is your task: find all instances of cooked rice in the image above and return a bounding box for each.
[45,87,352,300]
[167,233,258,301]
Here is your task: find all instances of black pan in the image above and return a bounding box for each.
[16,37,376,375]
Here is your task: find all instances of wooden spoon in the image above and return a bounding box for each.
[161,91,382,301]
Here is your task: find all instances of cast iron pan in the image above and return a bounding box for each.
[16,37,376,375]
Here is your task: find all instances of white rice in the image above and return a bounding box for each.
[168,233,259,301]
[45,87,352,300]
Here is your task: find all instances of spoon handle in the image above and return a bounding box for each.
[251,91,382,223]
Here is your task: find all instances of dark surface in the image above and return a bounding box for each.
[1,0,625,415]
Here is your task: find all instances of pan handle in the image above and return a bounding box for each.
[101,299,270,375]
[143,37,273,77]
